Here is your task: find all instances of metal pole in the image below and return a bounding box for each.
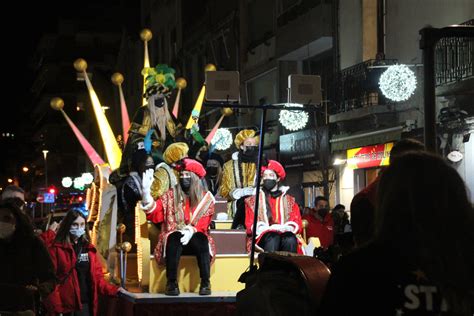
[420,28,438,153]
[120,248,125,288]
[249,106,267,269]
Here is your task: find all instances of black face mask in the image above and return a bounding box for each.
[154,96,165,108]
[180,178,191,191]
[317,208,329,218]
[241,146,258,162]
[263,179,277,191]
[206,167,218,177]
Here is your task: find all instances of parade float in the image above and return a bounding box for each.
[50,27,327,314]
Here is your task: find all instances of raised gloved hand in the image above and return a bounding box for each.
[256,221,269,236]
[141,169,155,209]
[179,225,195,245]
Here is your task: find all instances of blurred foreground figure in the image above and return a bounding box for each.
[319,152,474,315]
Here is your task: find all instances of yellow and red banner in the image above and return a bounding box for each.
[347,142,393,169]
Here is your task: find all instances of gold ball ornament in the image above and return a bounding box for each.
[73,58,88,72]
[204,63,217,72]
[50,97,65,111]
[175,77,187,90]
[111,73,124,86]
[140,29,153,42]
[221,107,233,117]
[121,241,132,253]
[302,219,309,229]
[116,223,126,234]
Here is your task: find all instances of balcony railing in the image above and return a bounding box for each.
[334,59,397,113]
[435,19,474,86]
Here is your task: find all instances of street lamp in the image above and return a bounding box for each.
[41,150,49,218]
[42,150,49,187]
[22,166,29,173]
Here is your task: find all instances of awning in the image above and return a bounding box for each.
[330,126,403,152]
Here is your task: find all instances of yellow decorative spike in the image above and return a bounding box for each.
[80,68,122,169]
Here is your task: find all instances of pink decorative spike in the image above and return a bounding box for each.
[205,114,225,144]
[61,110,106,166]
[172,88,182,119]
[119,85,130,143]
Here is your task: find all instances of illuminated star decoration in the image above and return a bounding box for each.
[211,128,233,151]
[279,103,309,131]
[379,64,417,102]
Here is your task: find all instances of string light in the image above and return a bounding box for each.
[81,173,94,185]
[73,177,85,190]
[211,128,233,151]
[62,177,73,188]
[379,64,417,102]
[279,103,308,131]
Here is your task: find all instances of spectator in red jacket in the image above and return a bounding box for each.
[43,209,122,316]
[302,196,334,249]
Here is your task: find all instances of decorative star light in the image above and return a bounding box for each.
[62,177,73,188]
[379,64,417,102]
[81,172,94,185]
[279,103,309,131]
[211,128,233,151]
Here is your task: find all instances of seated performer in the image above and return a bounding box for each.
[219,129,259,229]
[244,160,303,254]
[140,143,215,296]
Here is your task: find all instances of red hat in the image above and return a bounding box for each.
[262,160,286,180]
[182,158,206,179]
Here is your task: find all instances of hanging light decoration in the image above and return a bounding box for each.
[73,177,85,190]
[378,64,417,102]
[211,128,233,151]
[279,103,309,131]
[62,177,73,188]
[81,172,94,185]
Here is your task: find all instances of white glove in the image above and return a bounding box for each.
[231,187,255,200]
[280,225,295,233]
[269,224,284,232]
[141,169,155,209]
[179,226,194,245]
[256,221,269,236]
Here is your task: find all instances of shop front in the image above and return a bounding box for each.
[335,142,393,208]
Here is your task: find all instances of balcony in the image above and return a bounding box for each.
[332,59,398,115]
[435,19,474,89]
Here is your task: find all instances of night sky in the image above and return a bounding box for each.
[2,4,52,129]
[0,1,139,180]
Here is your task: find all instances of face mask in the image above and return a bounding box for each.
[0,222,16,239]
[263,179,277,191]
[206,167,218,177]
[317,208,329,218]
[180,178,191,191]
[241,146,258,162]
[154,96,165,108]
[69,227,85,239]
[244,146,257,156]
